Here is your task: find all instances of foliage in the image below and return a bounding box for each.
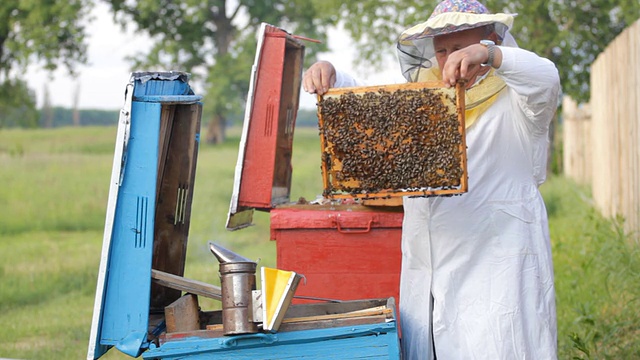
[484,0,640,103]
[0,0,92,127]
[106,0,335,139]
[0,0,90,76]
[203,33,257,119]
[295,108,320,128]
[37,107,119,128]
[315,0,435,72]
[106,0,640,133]
[0,78,38,128]
[319,0,640,103]
[1,105,119,129]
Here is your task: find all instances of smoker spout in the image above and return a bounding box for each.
[208,241,255,264]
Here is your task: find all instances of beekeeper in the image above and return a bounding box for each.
[302,0,561,359]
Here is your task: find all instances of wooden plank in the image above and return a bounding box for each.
[159,298,397,349]
[562,96,592,186]
[165,294,200,333]
[591,35,609,218]
[156,105,176,192]
[151,103,203,310]
[282,306,392,324]
[360,197,404,207]
[456,78,468,194]
[283,298,390,318]
[161,311,393,344]
[273,202,403,213]
[633,24,640,237]
[160,317,396,351]
[323,80,445,97]
[160,327,224,345]
[151,269,222,300]
[278,314,390,333]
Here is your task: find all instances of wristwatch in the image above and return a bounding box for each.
[480,39,496,67]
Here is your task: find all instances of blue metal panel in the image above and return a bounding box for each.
[133,95,203,104]
[99,101,162,358]
[142,322,401,359]
[133,74,193,97]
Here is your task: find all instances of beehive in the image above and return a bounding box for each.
[317,81,468,200]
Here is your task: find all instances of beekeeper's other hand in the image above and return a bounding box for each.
[303,61,336,96]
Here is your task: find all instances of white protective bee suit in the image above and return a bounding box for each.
[399,44,560,359]
[333,1,561,358]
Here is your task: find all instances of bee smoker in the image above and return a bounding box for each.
[208,242,260,335]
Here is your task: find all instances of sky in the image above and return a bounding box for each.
[24,3,405,111]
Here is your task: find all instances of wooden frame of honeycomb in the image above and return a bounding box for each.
[317,81,467,202]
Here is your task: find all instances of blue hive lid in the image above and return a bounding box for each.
[87,72,201,360]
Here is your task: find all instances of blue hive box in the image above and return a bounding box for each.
[86,25,402,360]
[143,298,401,360]
[87,71,204,359]
[86,70,401,359]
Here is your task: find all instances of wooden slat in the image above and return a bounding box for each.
[323,80,445,97]
[283,298,390,318]
[562,96,592,185]
[151,269,222,300]
[282,306,392,324]
[277,314,390,333]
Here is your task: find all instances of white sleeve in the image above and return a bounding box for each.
[334,69,365,88]
[495,46,561,132]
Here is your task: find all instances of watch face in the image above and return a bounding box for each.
[480,39,495,46]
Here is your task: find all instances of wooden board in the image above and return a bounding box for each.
[165,294,200,333]
[151,103,202,311]
[159,298,396,345]
[151,269,222,300]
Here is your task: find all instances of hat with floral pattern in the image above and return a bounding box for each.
[403,0,513,40]
[396,0,516,81]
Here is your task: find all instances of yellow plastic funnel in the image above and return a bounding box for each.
[261,267,302,331]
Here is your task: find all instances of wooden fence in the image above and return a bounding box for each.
[562,19,640,238]
[562,97,591,186]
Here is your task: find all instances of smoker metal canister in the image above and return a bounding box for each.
[219,261,259,335]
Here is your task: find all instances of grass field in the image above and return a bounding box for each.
[0,125,638,359]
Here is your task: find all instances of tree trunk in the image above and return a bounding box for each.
[43,84,53,128]
[206,113,226,144]
[72,82,81,126]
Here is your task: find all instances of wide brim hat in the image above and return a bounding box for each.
[400,12,514,41]
[396,0,516,82]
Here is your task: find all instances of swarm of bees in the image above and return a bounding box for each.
[318,87,465,198]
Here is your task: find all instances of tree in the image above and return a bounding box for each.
[107,0,335,143]
[484,0,640,103]
[320,0,640,104]
[110,0,639,140]
[0,78,38,128]
[0,0,91,128]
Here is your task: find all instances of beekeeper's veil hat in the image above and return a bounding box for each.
[397,0,516,82]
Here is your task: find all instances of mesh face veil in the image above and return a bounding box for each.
[396,0,516,82]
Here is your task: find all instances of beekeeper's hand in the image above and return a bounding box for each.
[440,43,503,88]
[303,61,336,96]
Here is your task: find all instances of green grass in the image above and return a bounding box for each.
[541,177,640,359]
[0,126,638,359]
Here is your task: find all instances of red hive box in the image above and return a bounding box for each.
[270,205,402,303]
[227,24,403,304]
